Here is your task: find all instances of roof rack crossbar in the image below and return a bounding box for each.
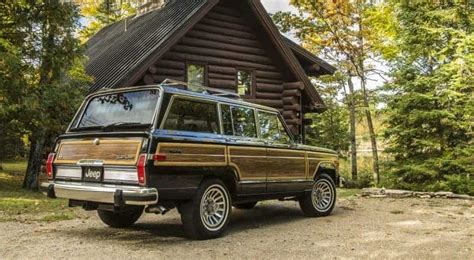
[160,79,241,99]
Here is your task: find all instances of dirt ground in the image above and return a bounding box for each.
[0,196,472,259]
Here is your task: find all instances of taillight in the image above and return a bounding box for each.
[137,154,147,185]
[46,153,55,180]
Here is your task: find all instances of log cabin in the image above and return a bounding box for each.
[85,0,336,142]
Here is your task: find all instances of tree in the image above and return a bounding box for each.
[383,1,473,194]
[273,0,387,183]
[306,75,350,155]
[79,0,138,41]
[1,1,90,189]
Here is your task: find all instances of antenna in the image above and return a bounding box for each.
[160,79,241,99]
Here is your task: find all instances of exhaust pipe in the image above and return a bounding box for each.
[146,205,169,215]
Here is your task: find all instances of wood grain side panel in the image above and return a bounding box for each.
[55,139,142,165]
[307,152,338,179]
[155,143,227,166]
[228,146,266,181]
[266,148,306,180]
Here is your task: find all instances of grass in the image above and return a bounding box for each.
[337,188,361,198]
[0,160,85,222]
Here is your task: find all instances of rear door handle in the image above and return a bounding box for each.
[225,138,237,142]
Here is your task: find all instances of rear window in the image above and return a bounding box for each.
[162,98,219,134]
[231,107,257,138]
[76,89,159,129]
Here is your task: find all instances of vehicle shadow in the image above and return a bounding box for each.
[63,202,347,246]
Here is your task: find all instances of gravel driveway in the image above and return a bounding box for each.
[1,196,472,259]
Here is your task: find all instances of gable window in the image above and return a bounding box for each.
[237,70,253,96]
[187,63,206,86]
[162,98,219,134]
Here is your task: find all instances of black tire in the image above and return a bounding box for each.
[179,178,232,240]
[234,202,257,209]
[299,174,336,217]
[97,206,143,228]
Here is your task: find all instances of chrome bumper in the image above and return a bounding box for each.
[40,181,158,206]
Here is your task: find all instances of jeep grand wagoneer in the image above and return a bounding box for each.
[41,81,339,239]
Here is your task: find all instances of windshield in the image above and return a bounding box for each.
[74,89,160,130]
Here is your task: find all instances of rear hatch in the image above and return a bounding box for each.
[49,87,162,185]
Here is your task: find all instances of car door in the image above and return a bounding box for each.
[221,104,267,194]
[257,111,307,192]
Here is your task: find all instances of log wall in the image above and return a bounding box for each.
[137,2,303,133]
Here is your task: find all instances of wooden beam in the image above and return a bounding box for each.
[187,30,261,48]
[282,96,298,105]
[283,89,301,97]
[208,79,237,90]
[255,91,282,99]
[200,17,253,33]
[283,82,304,90]
[256,70,282,80]
[163,51,278,71]
[209,73,235,81]
[172,45,273,65]
[193,23,256,40]
[180,37,266,56]
[155,60,185,70]
[256,83,284,93]
[208,65,237,75]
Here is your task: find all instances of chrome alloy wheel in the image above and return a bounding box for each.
[200,184,229,231]
[311,179,334,211]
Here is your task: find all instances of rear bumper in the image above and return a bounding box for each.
[40,181,158,206]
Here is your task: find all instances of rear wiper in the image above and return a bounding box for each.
[101,122,151,131]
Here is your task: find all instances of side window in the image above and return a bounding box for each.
[231,107,257,138]
[237,70,253,96]
[258,112,280,141]
[187,63,206,86]
[162,98,219,134]
[221,104,233,135]
[277,117,292,144]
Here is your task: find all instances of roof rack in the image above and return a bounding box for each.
[160,79,241,99]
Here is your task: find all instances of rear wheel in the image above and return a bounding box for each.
[234,202,257,209]
[299,174,336,217]
[97,206,143,228]
[179,178,231,240]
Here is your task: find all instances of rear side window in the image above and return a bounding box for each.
[221,105,233,135]
[231,107,257,138]
[162,98,219,134]
[258,112,280,141]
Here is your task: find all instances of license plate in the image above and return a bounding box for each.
[82,166,103,182]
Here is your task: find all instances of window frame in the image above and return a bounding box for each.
[218,103,260,140]
[159,94,220,134]
[236,68,256,98]
[186,61,208,87]
[256,109,294,146]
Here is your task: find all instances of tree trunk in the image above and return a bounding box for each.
[347,77,358,180]
[360,76,380,185]
[23,133,46,189]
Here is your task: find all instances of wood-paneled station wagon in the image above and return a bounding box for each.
[41,81,339,239]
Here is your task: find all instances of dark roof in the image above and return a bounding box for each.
[284,37,337,75]
[85,0,334,111]
[86,0,215,92]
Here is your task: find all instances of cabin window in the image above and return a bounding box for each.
[231,106,257,138]
[162,98,219,134]
[237,70,253,96]
[187,63,206,86]
[258,112,280,141]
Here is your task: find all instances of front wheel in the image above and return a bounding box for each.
[179,178,232,240]
[97,206,143,228]
[299,174,336,217]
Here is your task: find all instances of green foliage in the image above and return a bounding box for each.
[306,75,350,155]
[0,1,91,187]
[0,161,84,222]
[382,1,474,195]
[80,0,138,41]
